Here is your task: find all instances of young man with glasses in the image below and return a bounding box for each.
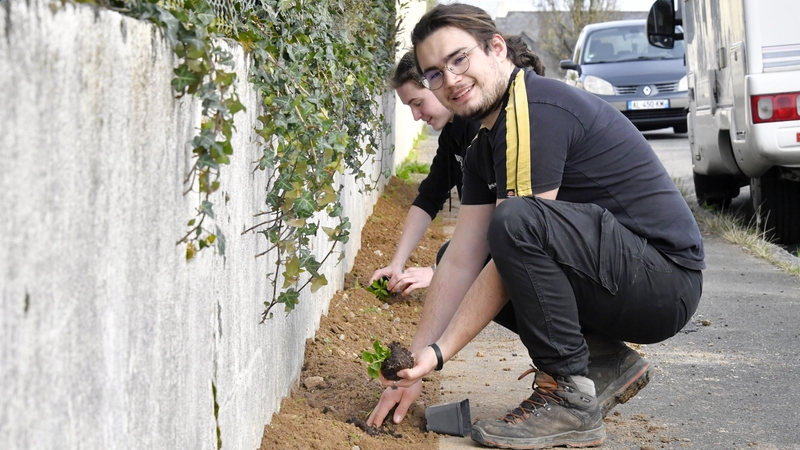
[366,3,704,448]
[372,42,545,297]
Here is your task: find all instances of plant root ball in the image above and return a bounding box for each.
[380,341,414,381]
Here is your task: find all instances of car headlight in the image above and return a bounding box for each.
[582,76,615,96]
[678,75,688,92]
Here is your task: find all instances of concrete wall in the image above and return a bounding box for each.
[391,0,427,170]
[0,1,401,449]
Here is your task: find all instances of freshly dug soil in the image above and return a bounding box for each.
[259,177,446,450]
[257,175,665,449]
[381,341,415,381]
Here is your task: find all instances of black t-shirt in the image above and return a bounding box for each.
[462,68,705,271]
[412,116,480,219]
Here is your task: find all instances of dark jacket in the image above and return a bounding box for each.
[412,116,480,219]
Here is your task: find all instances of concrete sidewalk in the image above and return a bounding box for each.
[409,126,800,449]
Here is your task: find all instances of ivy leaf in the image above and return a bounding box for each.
[282,256,300,286]
[187,43,207,60]
[195,11,216,27]
[215,226,226,256]
[199,201,215,219]
[215,70,236,87]
[274,175,293,193]
[286,217,306,228]
[259,149,275,171]
[299,251,321,277]
[158,8,180,48]
[193,129,216,149]
[277,289,300,313]
[186,242,197,261]
[293,191,316,219]
[321,226,336,238]
[172,65,203,94]
[310,274,327,293]
[318,187,337,207]
[277,0,295,12]
[226,95,246,115]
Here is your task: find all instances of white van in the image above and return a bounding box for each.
[647,0,800,245]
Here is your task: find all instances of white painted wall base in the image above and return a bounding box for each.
[0,1,407,448]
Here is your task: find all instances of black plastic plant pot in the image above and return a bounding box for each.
[425,399,471,437]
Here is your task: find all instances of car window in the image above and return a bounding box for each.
[582,24,685,64]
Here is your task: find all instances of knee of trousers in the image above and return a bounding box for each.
[487,197,547,258]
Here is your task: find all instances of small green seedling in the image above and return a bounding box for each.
[365,276,391,301]
[361,339,391,379]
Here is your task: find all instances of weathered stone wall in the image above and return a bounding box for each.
[0,1,405,448]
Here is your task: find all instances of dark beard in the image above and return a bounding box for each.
[462,77,508,123]
[463,88,506,122]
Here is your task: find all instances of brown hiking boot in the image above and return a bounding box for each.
[471,369,605,449]
[585,334,652,417]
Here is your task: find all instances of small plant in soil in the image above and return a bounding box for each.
[365,276,391,301]
[361,340,414,381]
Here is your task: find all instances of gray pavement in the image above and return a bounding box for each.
[409,126,800,449]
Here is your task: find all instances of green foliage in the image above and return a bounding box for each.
[107,0,398,322]
[395,149,430,181]
[113,0,241,259]
[365,276,391,301]
[361,339,391,379]
[396,160,430,181]
[242,1,397,321]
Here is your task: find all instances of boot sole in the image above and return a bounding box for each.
[472,425,606,449]
[599,359,651,417]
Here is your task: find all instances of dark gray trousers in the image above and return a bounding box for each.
[482,197,702,378]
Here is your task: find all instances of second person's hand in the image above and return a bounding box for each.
[387,266,434,296]
[370,264,403,285]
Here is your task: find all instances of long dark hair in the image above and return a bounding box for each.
[412,3,545,76]
[505,35,545,76]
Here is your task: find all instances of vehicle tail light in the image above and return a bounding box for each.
[751,91,800,124]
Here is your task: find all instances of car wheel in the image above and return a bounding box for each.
[750,168,800,245]
[694,172,741,209]
[673,122,688,134]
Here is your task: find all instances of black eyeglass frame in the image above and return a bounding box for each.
[421,44,481,90]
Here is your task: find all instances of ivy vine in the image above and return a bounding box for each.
[94,0,398,321]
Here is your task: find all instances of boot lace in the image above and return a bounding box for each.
[502,368,565,424]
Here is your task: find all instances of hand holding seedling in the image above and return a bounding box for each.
[364,343,442,427]
[370,264,403,286]
[391,266,435,296]
[362,340,418,427]
[371,265,435,296]
[361,340,414,381]
[388,344,439,386]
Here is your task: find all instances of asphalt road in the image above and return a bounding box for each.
[433,129,800,449]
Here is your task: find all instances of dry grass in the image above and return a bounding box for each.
[673,177,800,277]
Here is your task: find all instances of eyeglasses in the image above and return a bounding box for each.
[422,45,480,90]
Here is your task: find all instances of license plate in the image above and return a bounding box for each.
[628,99,670,110]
